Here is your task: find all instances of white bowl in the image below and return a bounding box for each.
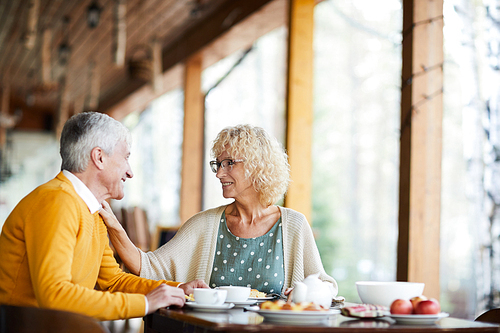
[218,286,251,302]
[356,281,425,307]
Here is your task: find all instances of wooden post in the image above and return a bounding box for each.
[0,82,10,147]
[87,61,100,110]
[113,0,127,67]
[56,76,71,138]
[179,53,204,223]
[151,38,163,93]
[24,0,39,49]
[41,28,52,84]
[398,0,443,300]
[283,0,314,223]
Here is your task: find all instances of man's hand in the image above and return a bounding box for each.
[178,279,209,295]
[146,284,185,314]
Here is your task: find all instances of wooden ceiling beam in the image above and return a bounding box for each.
[100,0,274,113]
[161,0,274,73]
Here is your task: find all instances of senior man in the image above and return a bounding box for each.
[0,111,207,320]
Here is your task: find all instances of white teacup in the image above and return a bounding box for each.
[218,286,251,302]
[193,288,227,305]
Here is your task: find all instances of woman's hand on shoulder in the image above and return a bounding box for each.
[99,200,122,231]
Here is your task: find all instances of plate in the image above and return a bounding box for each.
[230,300,259,307]
[184,302,235,312]
[387,312,449,325]
[251,308,340,325]
[248,297,275,302]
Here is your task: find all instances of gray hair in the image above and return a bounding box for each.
[60,111,131,173]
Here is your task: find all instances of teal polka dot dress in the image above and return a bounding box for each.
[209,212,284,294]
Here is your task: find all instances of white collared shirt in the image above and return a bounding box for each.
[62,170,101,213]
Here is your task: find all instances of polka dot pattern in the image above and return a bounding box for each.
[209,212,284,294]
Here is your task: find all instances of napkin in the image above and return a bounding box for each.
[341,304,388,318]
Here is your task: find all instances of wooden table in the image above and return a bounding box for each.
[144,307,499,333]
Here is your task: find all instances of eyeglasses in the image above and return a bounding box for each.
[209,159,244,173]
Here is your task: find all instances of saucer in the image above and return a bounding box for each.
[184,302,235,312]
[387,312,449,325]
[229,300,258,307]
[250,308,340,325]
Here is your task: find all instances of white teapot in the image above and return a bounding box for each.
[292,273,333,308]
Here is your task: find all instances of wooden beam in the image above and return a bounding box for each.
[107,64,183,121]
[41,28,52,84]
[24,0,39,49]
[86,60,100,110]
[201,0,287,70]
[112,0,127,67]
[101,0,273,114]
[0,82,10,147]
[283,0,314,222]
[74,94,85,115]
[161,0,274,73]
[179,53,204,223]
[397,0,443,300]
[151,37,162,94]
[56,76,71,138]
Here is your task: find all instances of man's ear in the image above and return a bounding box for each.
[90,147,105,170]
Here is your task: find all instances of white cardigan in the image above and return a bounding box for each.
[139,205,338,296]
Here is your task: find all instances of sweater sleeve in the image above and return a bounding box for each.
[24,190,173,320]
[97,238,180,291]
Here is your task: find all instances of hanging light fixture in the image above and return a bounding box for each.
[87,1,102,29]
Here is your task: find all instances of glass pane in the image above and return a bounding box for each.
[0,132,60,227]
[441,0,491,319]
[119,89,184,227]
[312,0,402,303]
[203,27,287,210]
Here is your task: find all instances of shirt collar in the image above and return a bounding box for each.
[63,170,101,214]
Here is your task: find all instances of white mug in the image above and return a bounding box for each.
[193,288,227,305]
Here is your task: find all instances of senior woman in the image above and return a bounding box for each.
[101,124,338,296]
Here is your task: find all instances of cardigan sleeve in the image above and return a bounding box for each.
[139,207,224,283]
[139,216,203,281]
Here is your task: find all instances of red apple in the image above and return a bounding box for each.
[390,299,413,315]
[410,295,427,311]
[414,299,440,315]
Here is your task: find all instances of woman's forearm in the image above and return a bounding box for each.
[100,201,142,275]
[107,227,141,275]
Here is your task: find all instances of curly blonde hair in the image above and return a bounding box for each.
[211,124,290,206]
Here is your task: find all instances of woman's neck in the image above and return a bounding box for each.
[225,201,280,238]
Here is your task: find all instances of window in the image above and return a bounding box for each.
[312,0,402,303]
[202,28,288,209]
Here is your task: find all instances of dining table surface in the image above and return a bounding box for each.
[143,302,500,333]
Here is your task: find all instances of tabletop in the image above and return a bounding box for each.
[143,306,500,333]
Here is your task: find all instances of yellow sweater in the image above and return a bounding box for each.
[0,172,179,320]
